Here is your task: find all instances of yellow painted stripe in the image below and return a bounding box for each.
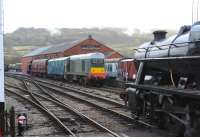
[90,67,105,73]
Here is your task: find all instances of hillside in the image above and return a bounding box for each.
[4,27,176,64]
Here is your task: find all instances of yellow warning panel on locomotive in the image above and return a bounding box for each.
[90,67,105,73]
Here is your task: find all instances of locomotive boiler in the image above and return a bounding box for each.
[127,22,200,137]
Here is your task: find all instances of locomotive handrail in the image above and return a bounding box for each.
[155,46,163,50]
[133,40,200,53]
[134,55,200,62]
[167,43,177,57]
[133,48,148,52]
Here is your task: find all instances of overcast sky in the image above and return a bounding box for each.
[4,0,198,34]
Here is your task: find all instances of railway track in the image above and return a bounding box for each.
[6,74,125,106]
[6,73,125,102]
[36,79,125,107]
[5,85,79,137]
[98,86,125,94]
[5,87,70,136]
[6,74,155,128]
[36,81,154,127]
[29,78,155,128]
[5,73,174,137]
[35,78,124,102]
[6,79,123,137]
[5,91,63,137]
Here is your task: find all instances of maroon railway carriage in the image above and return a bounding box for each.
[31,59,48,76]
[118,58,137,81]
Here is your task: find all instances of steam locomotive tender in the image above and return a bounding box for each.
[127,22,200,136]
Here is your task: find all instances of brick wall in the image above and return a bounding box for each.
[64,37,123,59]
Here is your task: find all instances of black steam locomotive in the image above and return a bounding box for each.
[127,22,200,137]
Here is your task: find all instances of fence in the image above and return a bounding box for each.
[4,106,15,137]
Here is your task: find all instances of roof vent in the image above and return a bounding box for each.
[88,35,92,39]
[153,30,167,41]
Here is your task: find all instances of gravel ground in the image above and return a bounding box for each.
[35,78,125,104]
[5,76,173,137]
[5,94,65,137]
[44,86,171,137]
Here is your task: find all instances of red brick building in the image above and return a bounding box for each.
[21,35,123,73]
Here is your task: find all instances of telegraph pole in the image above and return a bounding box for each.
[0,0,4,136]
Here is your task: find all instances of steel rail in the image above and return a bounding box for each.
[32,92,122,137]
[5,87,77,137]
[6,73,155,128]
[6,74,124,106]
[35,78,125,107]
[30,81,122,137]
[38,82,155,128]
[91,86,124,95]
[6,82,122,137]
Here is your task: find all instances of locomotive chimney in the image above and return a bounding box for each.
[88,35,92,39]
[153,30,167,41]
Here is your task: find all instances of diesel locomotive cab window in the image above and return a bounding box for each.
[82,60,85,72]
[91,59,104,67]
[108,64,112,72]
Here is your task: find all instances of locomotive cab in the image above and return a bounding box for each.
[89,58,106,80]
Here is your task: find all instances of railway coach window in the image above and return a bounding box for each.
[82,60,85,72]
[107,64,112,72]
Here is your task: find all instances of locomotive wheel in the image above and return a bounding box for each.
[184,105,200,137]
[78,78,82,85]
[158,99,185,136]
[184,120,200,137]
[79,78,86,86]
[158,99,172,129]
[83,78,88,87]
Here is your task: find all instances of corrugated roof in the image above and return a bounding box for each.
[23,46,51,57]
[41,41,75,54]
[22,37,123,58]
[23,40,81,57]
